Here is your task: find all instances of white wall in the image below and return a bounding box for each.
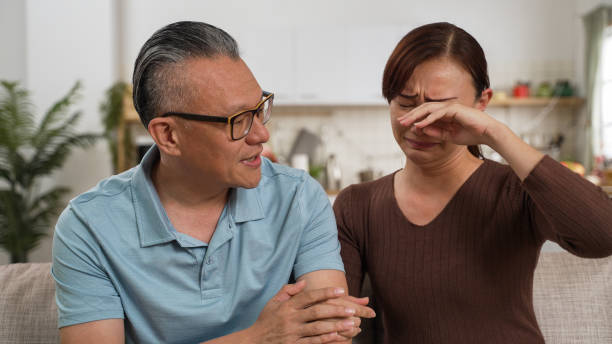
[0,0,27,83]
[0,0,27,264]
[0,0,116,264]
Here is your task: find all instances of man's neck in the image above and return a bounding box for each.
[151,156,229,210]
[150,157,229,243]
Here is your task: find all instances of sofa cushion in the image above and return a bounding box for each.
[0,262,59,343]
[533,251,612,343]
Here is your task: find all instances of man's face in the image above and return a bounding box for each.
[171,56,270,189]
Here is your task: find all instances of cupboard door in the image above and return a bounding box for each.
[238,29,296,103]
[345,26,406,104]
[295,27,347,103]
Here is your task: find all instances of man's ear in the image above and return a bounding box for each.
[148,117,182,156]
[476,88,493,111]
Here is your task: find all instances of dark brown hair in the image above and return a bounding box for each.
[382,22,489,158]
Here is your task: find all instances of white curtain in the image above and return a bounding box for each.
[583,6,612,171]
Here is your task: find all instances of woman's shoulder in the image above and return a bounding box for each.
[335,171,396,208]
[475,158,524,194]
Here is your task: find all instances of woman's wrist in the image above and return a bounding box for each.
[483,120,513,152]
[484,121,544,180]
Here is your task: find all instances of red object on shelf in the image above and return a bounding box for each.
[512,83,530,98]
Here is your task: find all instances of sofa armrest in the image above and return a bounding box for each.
[0,262,59,343]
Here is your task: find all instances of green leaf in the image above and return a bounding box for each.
[34,81,82,144]
[0,80,99,260]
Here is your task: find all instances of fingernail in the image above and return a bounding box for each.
[345,308,355,315]
[334,288,345,296]
[343,320,355,328]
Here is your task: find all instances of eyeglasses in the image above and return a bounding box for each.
[161,91,274,140]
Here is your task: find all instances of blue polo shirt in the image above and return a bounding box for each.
[51,146,344,343]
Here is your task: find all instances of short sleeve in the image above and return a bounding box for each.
[293,175,345,278]
[52,205,125,328]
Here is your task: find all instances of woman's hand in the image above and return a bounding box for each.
[397,101,502,147]
[397,100,544,181]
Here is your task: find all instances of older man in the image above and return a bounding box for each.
[52,21,373,343]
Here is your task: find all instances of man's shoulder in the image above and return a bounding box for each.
[260,157,307,181]
[70,167,136,208]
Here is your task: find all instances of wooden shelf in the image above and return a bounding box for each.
[489,97,585,107]
[123,93,141,124]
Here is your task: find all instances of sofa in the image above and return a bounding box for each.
[0,251,610,343]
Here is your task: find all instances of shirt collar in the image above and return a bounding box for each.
[131,145,266,247]
[230,186,265,223]
[131,145,176,247]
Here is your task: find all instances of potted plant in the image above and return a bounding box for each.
[100,81,135,173]
[0,81,98,263]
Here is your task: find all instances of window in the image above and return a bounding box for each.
[601,27,612,157]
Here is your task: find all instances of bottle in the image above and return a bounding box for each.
[325,154,342,192]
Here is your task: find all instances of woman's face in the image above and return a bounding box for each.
[389,57,479,165]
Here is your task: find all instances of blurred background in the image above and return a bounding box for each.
[1,0,611,264]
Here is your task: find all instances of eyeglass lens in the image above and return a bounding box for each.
[232,96,273,139]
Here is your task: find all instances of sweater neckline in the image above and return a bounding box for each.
[389,158,491,228]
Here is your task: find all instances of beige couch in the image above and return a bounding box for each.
[0,251,610,343]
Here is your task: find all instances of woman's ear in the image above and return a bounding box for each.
[148,117,182,156]
[476,88,493,111]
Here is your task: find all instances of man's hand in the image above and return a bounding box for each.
[247,280,360,344]
[322,295,374,342]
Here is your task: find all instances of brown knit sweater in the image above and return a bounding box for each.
[334,156,612,343]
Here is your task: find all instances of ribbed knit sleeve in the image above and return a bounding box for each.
[523,156,612,258]
[333,186,364,296]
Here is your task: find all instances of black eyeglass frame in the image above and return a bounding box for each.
[160,91,274,140]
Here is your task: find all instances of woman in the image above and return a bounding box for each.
[334,22,612,343]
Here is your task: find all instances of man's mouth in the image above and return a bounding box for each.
[241,154,261,167]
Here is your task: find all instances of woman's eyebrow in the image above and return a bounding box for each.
[399,93,457,102]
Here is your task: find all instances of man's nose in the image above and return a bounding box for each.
[245,116,270,144]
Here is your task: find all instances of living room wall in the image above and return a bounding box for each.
[1,0,611,264]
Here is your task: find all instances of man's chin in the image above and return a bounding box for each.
[235,173,262,189]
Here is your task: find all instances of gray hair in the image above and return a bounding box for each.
[132,21,240,127]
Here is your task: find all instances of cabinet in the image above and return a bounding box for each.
[238,26,408,105]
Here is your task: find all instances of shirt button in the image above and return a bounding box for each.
[206,257,213,265]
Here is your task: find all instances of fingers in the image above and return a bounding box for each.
[289,286,345,309]
[338,325,362,339]
[295,332,346,344]
[413,106,457,129]
[398,102,447,126]
[342,295,369,305]
[285,279,307,296]
[273,280,306,303]
[299,304,357,322]
[299,318,357,338]
[325,297,376,318]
